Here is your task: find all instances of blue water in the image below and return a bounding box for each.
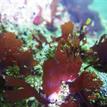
[61,0,107,33]
[90,0,107,19]
[90,0,107,32]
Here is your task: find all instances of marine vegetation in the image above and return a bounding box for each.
[0,19,107,107]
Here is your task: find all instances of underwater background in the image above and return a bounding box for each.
[0,0,107,107]
[90,0,107,32]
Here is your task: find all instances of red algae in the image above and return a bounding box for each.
[42,21,82,97]
[0,32,36,74]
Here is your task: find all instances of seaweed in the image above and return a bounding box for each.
[0,19,107,107]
